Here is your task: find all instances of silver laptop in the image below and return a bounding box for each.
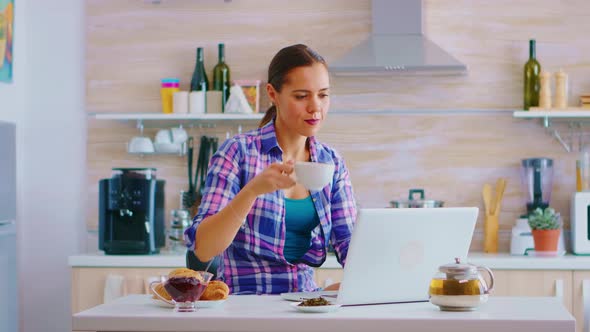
[281,207,478,306]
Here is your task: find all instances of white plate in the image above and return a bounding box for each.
[290,301,341,313]
[196,299,227,308]
[151,298,174,308]
[280,291,338,302]
[150,298,226,309]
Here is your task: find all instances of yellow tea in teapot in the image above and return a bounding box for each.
[429,278,483,296]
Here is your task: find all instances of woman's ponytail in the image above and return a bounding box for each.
[259,105,276,128]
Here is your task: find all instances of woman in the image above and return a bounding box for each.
[184,44,357,295]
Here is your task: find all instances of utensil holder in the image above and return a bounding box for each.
[484,214,499,253]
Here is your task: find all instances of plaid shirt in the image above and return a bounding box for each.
[184,119,356,295]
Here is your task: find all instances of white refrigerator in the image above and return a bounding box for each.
[0,121,17,332]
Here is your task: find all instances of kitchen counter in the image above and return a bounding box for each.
[72,294,574,332]
[69,252,590,270]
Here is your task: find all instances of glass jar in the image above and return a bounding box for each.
[161,78,180,114]
[429,258,494,311]
[168,209,191,254]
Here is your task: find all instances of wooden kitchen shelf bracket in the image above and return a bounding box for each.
[514,110,590,152]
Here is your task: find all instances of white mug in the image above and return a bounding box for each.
[294,161,335,190]
[170,127,188,144]
[128,136,155,154]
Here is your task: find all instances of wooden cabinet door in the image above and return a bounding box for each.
[573,271,590,332]
[314,269,343,288]
[491,270,573,313]
[71,267,172,313]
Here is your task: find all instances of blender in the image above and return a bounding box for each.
[510,158,558,255]
[521,158,554,214]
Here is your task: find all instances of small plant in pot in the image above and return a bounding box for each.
[528,207,562,252]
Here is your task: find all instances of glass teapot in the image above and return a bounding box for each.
[429,258,494,311]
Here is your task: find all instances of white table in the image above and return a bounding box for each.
[72,294,575,332]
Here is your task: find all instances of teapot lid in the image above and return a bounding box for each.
[439,258,477,275]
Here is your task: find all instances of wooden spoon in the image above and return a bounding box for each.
[491,178,507,216]
[482,183,492,216]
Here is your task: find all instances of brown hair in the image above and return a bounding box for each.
[259,44,327,127]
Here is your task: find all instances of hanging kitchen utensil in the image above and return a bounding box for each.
[181,137,195,210]
[192,136,207,208]
[199,136,212,197]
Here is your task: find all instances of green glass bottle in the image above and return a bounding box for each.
[190,47,209,92]
[524,39,541,110]
[212,43,231,112]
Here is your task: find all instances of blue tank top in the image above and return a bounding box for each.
[284,196,320,263]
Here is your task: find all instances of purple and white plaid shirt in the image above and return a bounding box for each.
[184,119,356,295]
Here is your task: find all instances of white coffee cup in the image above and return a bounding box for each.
[155,128,187,145]
[294,161,335,190]
[170,127,188,144]
[155,129,173,144]
[128,136,155,154]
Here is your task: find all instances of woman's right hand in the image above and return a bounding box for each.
[244,161,296,196]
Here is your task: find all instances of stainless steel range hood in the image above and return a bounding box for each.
[330,0,467,75]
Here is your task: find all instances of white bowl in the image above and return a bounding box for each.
[294,162,335,191]
[128,136,155,154]
[154,142,182,154]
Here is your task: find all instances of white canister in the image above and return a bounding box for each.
[189,91,206,114]
[173,91,189,114]
[554,69,568,109]
[206,91,223,114]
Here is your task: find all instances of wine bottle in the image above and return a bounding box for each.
[213,43,231,112]
[190,47,209,92]
[523,39,541,110]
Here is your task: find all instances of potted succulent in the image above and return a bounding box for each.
[528,207,562,252]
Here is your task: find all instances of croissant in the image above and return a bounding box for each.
[168,268,204,282]
[151,282,172,301]
[200,280,230,301]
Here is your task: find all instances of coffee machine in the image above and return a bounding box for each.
[99,168,165,255]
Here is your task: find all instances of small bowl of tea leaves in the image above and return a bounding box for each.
[291,297,341,313]
[298,297,331,306]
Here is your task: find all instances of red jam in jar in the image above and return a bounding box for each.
[164,277,207,302]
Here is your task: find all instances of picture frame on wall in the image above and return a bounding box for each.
[0,0,14,83]
[233,79,261,114]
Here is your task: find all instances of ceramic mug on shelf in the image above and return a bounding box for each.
[128,136,155,154]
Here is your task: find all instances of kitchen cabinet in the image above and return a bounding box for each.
[316,268,581,330]
[72,266,345,313]
[314,268,344,288]
[71,267,171,314]
[491,270,573,313]
[574,271,590,332]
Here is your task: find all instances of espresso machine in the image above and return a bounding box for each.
[511,158,563,255]
[99,168,165,255]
